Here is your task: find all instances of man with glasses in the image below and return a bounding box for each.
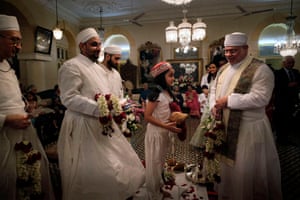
[100,45,124,99]
[209,32,282,200]
[0,15,54,199]
[58,28,145,200]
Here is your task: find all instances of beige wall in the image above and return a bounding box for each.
[3,0,300,90]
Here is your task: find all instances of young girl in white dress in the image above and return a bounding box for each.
[144,62,182,200]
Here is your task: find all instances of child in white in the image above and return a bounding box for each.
[144,62,182,200]
[198,85,209,115]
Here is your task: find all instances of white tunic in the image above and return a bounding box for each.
[99,64,124,99]
[58,54,145,200]
[209,56,282,200]
[0,60,54,200]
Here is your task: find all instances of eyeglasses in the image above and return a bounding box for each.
[0,34,22,46]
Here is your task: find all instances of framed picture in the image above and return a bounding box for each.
[34,26,53,54]
[167,59,203,83]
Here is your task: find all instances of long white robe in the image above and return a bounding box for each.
[58,54,145,200]
[0,60,54,200]
[99,64,124,99]
[209,56,282,200]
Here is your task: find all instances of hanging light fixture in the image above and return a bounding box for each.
[161,0,192,5]
[165,8,207,49]
[274,0,300,57]
[98,6,105,42]
[53,0,63,40]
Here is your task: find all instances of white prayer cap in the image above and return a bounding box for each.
[0,15,20,31]
[104,45,122,55]
[224,32,248,47]
[76,28,99,46]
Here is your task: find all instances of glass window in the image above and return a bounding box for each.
[99,34,130,62]
[258,23,287,57]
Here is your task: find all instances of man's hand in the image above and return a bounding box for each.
[215,96,228,110]
[5,114,31,129]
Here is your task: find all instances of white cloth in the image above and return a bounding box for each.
[76,28,98,45]
[198,93,208,113]
[100,63,124,99]
[224,32,247,47]
[0,60,54,200]
[209,56,282,200]
[200,73,209,87]
[104,45,122,54]
[145,92,173,200]
[0,15,19,31]
[58,54,145,200]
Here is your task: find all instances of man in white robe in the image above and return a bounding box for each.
[58,28,145,200]
[0,15,54,200]
[100,45,124,99]
[209,32,282,200]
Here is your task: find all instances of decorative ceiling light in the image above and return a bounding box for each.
[274,0,299,57]
[165,9,207,49]
[98,6,105,42]
[161,0,193,5]
[53,0,63,40]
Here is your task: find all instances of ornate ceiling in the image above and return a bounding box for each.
[34,0,300,27]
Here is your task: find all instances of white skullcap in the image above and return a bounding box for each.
[0,15,20,31]
[76,28,99,46]
[224,32,248,47]
[104,45,122,55]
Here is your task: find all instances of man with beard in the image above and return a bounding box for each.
[0,15,54,199]
[58,28,145,200]
[100,45,124,98]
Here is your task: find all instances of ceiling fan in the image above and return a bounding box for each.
[236,5,274,16]
[124,12,145,27]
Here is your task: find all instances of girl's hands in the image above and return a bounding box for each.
[165,121,182,133]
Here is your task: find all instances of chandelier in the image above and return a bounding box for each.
[52,0,63,40]
[165,9,207,49]
[161,0,192,5]
[274,0,300,57]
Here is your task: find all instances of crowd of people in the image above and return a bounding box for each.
[1,13,300,200]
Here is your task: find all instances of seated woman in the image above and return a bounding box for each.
[185,85,200,118]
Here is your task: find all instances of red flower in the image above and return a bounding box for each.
[95,93,101,101]
[113,112,127,124]
[105,94,111,101]
[99,115,112,124]
[15,141,32,153]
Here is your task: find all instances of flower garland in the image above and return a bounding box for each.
[121,99,143,137]
[95,93,127,136]
[200,113,226,184]
[15,140,43,199]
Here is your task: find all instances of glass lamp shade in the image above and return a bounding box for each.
[161,0,192,5]
[165,21,178,43]
[53,27,63,40]
[192,18,206,41]
[178,18,192,47]
[280,48,298,56]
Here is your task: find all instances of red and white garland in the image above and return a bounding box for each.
[95,93,127,136]
[15,140,42,199]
